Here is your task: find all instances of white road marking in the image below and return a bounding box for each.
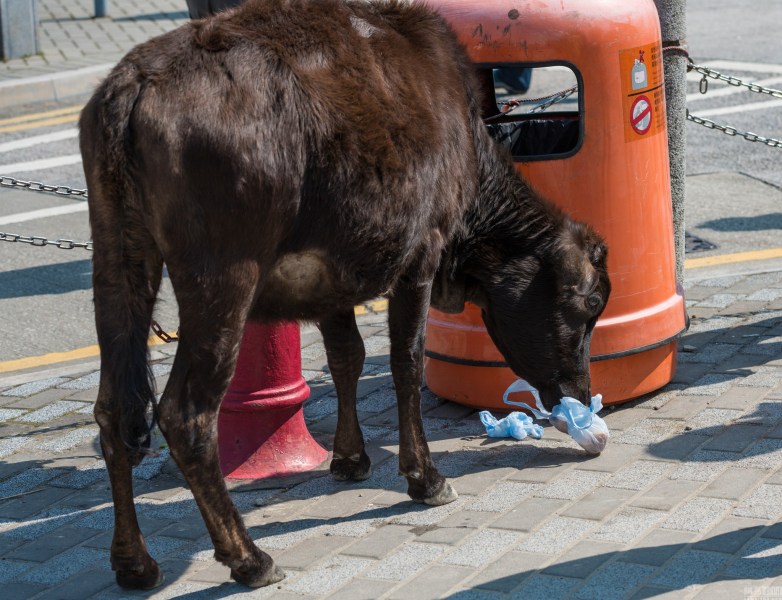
[695,98,782,118]
[705,60,782,75]
[0,154,82,174]
[0,203,89,226]
[0,129,79,153]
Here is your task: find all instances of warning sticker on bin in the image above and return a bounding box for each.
[620,43,665,142]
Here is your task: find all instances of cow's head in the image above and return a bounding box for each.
[432,220,610,412]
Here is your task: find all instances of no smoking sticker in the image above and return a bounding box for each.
[630,95,652,135]
[620,43,665,142]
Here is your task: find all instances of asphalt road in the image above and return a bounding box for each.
[0,0,780,364]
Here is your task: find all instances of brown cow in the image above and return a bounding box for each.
[80,0,609,589]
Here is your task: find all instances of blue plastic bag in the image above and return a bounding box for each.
[479,410,544,441]
[502,380,610,454]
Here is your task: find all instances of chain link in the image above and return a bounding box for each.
[688,63,782,98]
[0,231,93,250]
[0,175,88,198]
[486,85,578,122]
[686,110,782,148]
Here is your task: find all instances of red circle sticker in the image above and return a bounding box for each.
[630,95,652,135]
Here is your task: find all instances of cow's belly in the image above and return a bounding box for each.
[252,251,392,321]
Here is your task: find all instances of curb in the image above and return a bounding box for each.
[0,64,112,111]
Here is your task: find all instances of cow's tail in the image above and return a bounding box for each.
[80,63,162,461]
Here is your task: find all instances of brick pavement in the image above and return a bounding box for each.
[0,266,782,599]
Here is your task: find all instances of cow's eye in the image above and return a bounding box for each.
[587,293,601,310]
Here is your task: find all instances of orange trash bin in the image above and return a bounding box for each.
[424,0,687,409]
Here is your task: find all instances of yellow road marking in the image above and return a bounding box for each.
[7,249,782,375]
[685,247,782,269]
[0,114,81,134]
[0,105,82,127]
[0,334,173,374]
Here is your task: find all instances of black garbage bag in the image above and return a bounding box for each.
[486,117,579,157]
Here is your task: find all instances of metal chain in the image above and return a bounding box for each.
[686,110,782,148]
[688,63,782,98]
[486,85,578,122]
[150,320,179,343]
[0,175,88,198]
[0,231,93,250]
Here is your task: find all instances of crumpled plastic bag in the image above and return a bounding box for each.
[479,410,544,441]
[502,379,610,454]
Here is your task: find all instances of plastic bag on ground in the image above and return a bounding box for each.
[480,410,544,441]
[503,379,610,454]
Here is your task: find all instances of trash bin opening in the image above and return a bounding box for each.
[477,63,583,161]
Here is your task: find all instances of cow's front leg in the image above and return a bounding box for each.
[320,310,371,481]
[389,278,458,506]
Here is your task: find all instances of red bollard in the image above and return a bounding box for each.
[218,321,329,480]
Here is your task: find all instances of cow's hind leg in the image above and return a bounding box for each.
[157,269,284,588]
[320,311,371,481]
[91,214,164,589]
[389,278,458,506]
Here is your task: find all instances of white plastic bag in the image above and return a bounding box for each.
[503,379,610,454]
[479,410,544,441]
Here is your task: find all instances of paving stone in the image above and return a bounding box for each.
[276,535,354,570]
[0,408,26,422]
[701,467,766,500]
[438,510,498,529]
[685,373,738,396]
[19,546,109,585]
[518,517,595,555]
[364,541,446,581]
[4,388,76,410]
[542,540,621,579]
[631,479,702,511]
[534,470,609,500]
[590,507,667,544]
[325,578,396,600]
[662,497,733,532]
[342,524,414,559]
[692,578,768,600]
[620,528,693,566]
[0,583,47,600]
[32,567,115,600]
[704,423,766,452]
[733,484,782,519]
[465,482,540,512]
[614,418,687,445]
[603,406,660,430]
[695,518,765,554]
[651,549,731,588]
[413,526,477,545]
[467,550,549,592]
[646,395,711,420]
[389,564,475,599]
[442,528,523,568]
[576,442,645,473]
[606,460,672,490]
[490,498,568,532]
[678,342,741,364]
[742,438,782,470]
[669,450,736,482]
[509,574,580,599]
[573,561,656,600]
[5,524,97,562]
[561,486,636,520]
[36,426,99,453]
[0,436,31,459]
[16,400,88,424]
[1,377,69,397]
[450,466,517,497]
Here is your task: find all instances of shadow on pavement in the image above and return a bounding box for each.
[698,212,782,232]
[0,259,92,299]
[443,526,782,598]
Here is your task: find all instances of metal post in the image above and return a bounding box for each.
[94,0,106,18]
[0,0,40,60]
[653,0,687,286]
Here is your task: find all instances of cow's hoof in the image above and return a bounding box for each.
[330,451,371,481]
[231,562,285,588]
[115,558,163,590]
[423,481,459,506]
[408,478,459,506]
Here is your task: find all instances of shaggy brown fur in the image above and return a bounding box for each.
[80,0,609,589]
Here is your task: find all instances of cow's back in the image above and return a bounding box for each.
[86,0,482,318]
